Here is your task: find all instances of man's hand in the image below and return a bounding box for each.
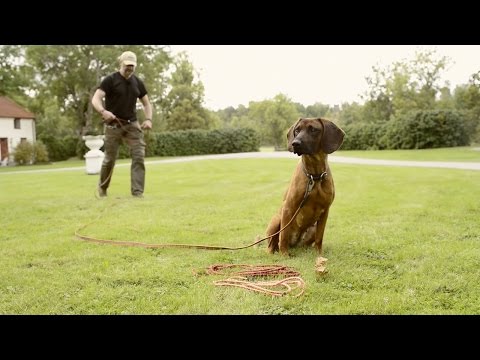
[141,119,153,130]
[101,110,116,123]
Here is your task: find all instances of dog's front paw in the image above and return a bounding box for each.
[267,236,279,254]
[267,245,278,254]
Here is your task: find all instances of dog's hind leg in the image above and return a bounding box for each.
[266,214,281,254]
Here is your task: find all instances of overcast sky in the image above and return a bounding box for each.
[169,45,480,111]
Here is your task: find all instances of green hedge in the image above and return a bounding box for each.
[153,128,260,156]
[341,110,470,150]
[39,134,78,161]
[341,122,387,150]
[384,110,469,149]
[73,128,260,160]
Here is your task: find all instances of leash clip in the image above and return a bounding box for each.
[307,175,315,193]
[320,171,328,181]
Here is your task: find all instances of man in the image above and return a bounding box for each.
[91,50,153,198]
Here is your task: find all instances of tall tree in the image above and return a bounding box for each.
[453,71,480,141]
[24,45,171,136]
[337,102,364,126]
[304,102,331,118]
[249,94,299,149]
[0,45,30,105]
[362,48,451,122]
[163,52,212,131]
[228,105,251,129]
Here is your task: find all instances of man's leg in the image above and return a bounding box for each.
[125,122,146,196]
[99,127,121,195]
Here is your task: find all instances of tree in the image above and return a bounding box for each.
[436,84,454,109]
[215,106,238,128]
[337,102,364,126]
[163,52,212,131]
[362,48,451,122]
[453,71,480,142]
[24,45,172,136]
[0,46,30,105]
[304,102,331,118]
[249,94,300,149]
[228,105,252,129]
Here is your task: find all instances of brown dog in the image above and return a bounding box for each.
[266,117,345,255]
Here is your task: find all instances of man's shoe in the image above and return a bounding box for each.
[98,187,107,197]
[132,193,144,198]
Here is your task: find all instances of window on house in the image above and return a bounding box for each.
[14,118,21,129]
[20,138,27,144]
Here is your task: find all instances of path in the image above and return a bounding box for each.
[2,152,480,175]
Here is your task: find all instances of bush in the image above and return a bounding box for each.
[154,128,260,156]
[73,127,260,160]
[13,141,34,165]
[33,141,49,163]
[341,110,470,150]
[341,123,387,150]
[384,110,469,149]
[12,140,49,165]
[40,134,78,161]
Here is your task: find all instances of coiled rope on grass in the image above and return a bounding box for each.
[205,264,305,297]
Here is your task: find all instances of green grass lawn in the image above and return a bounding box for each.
[1,156,479,314]
[336,146,480,162]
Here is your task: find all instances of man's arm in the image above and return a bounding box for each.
[140,94,153,129]
[92,88,115,122]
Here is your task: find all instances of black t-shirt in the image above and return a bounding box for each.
[99,72,148,121]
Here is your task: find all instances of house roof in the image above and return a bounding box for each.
[0,96,35,119]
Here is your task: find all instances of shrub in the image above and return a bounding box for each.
[341,110,470,150]
[384,110,469,149]
[13,141,34,165]
[12,140,49,165]
[33,141,49,163]
[154,128,260,156]
[341,123,387,150]
[40,134,78,161]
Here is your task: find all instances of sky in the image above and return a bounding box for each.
[169,45,480,111]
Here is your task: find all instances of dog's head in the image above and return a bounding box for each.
[287,117,345,156]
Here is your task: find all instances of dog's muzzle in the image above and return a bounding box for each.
[291,140,306,156]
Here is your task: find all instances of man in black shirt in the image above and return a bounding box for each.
[92,50,153,198]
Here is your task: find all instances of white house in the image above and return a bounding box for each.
[0,96,36,166]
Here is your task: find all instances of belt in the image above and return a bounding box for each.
[116,117,137,124]
[105,117,137,129]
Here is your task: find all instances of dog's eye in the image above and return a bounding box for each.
[294,128,300,136]
[309,126,318,133]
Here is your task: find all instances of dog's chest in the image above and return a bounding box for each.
[295,208,324,228]
[295,184,332,225]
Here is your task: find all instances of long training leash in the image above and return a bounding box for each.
[75,199,300,250]
[76,167,326,250]
[77,161,327,296]
[203,264,305,297]
[76,183,311,296]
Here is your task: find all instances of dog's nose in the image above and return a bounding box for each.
[292,139,301,147]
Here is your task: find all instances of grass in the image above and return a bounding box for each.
[1,155,479,314]
[336,146,480,162]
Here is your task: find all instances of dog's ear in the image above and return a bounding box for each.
[319,118,345,154]
[287,118,302,152]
